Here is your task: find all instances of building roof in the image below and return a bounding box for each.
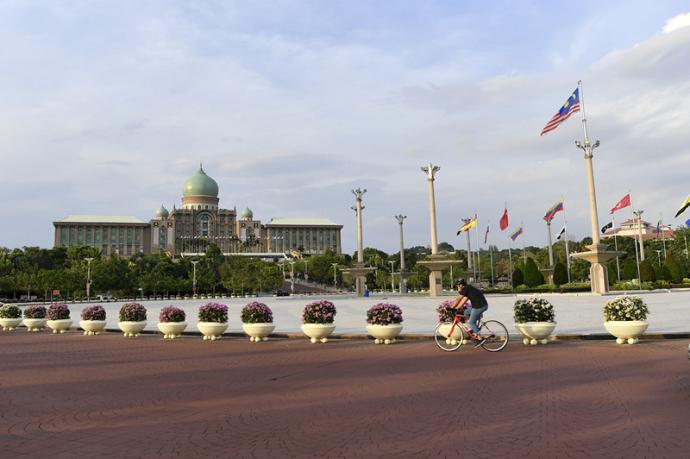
[55,215,146,224]
[266,217,341,227]
[183,165,219,198]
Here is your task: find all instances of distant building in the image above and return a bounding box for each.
[54,166,342,258]
[602,217,674,241]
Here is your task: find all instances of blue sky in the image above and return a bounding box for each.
[1,1,689,254]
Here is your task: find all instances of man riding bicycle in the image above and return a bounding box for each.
[452,279,489,343]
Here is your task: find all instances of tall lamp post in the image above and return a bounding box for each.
[289,260,296,293]
[569,81,621,294]
[395,214,407,293]
[342,188,376,295]
[85,257,95,301]
[191,260,199,295]
[417,163,460,297]
[331,263,338,287]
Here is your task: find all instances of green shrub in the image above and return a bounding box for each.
[603,296,648,321]
[523,258,544,287]
[553,262,568,286]
[514,297,555,323]
[512,268,524,288]
[639,259,656,282]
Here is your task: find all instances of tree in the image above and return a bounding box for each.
[664,252,683,284]
[622,258,637,281]
[523,258,544,287]
[553,262,568,286]
[512,267,524,287]
[639,259,656,283]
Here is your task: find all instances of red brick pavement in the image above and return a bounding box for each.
[1,331,690,458]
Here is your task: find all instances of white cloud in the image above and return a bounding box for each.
[663,12,690,33]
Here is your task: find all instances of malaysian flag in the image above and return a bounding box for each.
[540,87,581,136]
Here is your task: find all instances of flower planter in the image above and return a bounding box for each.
[119,321,147,337]
[197,322,228,341]
[0,318,22,331]
[437,322,464,346]
[46,319,73,334]
[23,318,47,332]
[80,320,107,336]
[157,322,187,339]
[515,322,557,345]
[242,323,275,342]
[604,320,648,344]
[366,324,403,344]
[301,323,335,343]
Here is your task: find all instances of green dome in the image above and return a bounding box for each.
[183,165,219,198]
[156,204,169,219]
[240,207,253,220]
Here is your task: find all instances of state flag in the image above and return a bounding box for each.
[484,225,489,244]
[674,195,690,218]
[610,194,631,214]
[499,209,509,231]
[556,226,566,240]
[601,221,613,234]
[456,217,477,235]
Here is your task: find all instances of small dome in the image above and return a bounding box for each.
[182,164,219,198]
[156,204,169,219]
[240,207,253,220]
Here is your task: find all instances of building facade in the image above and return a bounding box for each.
[602,217,674,241]
[54,166,343,258]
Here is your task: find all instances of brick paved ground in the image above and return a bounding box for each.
[1,332,690,458]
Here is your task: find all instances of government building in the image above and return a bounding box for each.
[53,166,343,258]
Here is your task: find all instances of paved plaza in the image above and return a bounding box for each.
[87,289,690,336]
[1,331,690,458]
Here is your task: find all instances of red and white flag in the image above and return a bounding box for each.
[499,209,509,231]
[610,194,631,214]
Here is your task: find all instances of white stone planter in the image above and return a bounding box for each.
[46,319,73,334]
[118,321,147,337]
[157,322,187,339]
[604,320,648,344]
[366,323,403,344]
[80,320,107,336]
[301,323,336,343]
[23,318,47,332]
[515,322,557,345]
[242,322,275,342]
[437,322,465,345]
[0,318,22,331]
[197,322,228,341]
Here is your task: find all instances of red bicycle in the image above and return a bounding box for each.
[434,314,509,352]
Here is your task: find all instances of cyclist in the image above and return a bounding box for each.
[452,279,489,343]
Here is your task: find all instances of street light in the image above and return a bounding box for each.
[388,261,395,291]
[289,260,296,293]
[191,260,199,295]
[655,249,662,267]
[331,263,338,287]
[304,259,309,281]
[85,257,95,301]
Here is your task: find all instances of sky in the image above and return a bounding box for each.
[1,1,689,254]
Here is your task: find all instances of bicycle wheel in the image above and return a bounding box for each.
[479,320,509,352]
[434,322,465,352]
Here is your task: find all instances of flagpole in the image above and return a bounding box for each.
[488,222,495,287]
[475,212,481,285]
[521,221,527,265]
[508,240,513,289]
[561,195,571,284]
[630,192,643,291]
[612,214,621,282]
[660,213,667,257]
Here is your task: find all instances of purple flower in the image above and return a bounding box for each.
[241,302,273,324]
[436,299,470,323]
[366,303,403,326]
[198,302,228,323]
[47,303,71,320]
[23,304,47,319]
[81,305,106,321]
[119,302,147,322]
[159,306,186,323]
[302,299,336,324]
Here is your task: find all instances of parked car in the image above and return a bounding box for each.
[96,294,116,302]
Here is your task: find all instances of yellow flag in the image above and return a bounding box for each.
[674,195,690,218]
[456,218,477,235]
